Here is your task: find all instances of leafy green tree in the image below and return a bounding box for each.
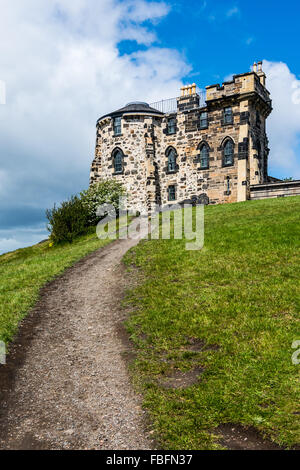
[46,195,88,244]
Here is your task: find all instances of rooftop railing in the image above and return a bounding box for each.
[150,97,178,114]
[150,91,206,114]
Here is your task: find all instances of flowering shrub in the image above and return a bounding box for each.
[80,180,125,226]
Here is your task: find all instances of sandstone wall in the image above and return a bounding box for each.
[250,181,300,200]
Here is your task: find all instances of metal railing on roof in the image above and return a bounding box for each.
[150,97,178,114]
[150,91,206,114]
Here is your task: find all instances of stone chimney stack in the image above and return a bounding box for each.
[178,84,199,111]
[257,61,266,86]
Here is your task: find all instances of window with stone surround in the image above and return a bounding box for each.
[223,138,234,166]
[167,117,176,135]
[113,116,122,136]
[112,148,124,174]
[199,143,210,169]
[168,185,176,201]
[167,147,177,173]
[223,107,233,125]
[200,111,208,129]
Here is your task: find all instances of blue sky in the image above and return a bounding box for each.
[0,0,300,254]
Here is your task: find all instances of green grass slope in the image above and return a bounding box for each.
[124,197,300,449]
[0,229,111,345]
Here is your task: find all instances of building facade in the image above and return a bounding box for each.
[90,62,273,212]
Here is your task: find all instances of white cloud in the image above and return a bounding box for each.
[264,60,300,179]
[0,0,190,244]
[208,4,240,22]
[226,7,240,18]
[245,37,254,45]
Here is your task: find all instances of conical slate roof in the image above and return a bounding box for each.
[98,101,164,122]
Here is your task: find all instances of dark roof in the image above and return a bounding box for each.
[98,101,164,122]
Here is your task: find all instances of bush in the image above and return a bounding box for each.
[46,195,88,244]
[80,180,125,226]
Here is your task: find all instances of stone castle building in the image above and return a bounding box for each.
[90,62,300,211]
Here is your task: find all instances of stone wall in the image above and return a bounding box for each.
[250,180,300,200]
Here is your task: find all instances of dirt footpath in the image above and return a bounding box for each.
[0,238,153,450]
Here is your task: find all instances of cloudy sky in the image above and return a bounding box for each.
[0,0,300,254]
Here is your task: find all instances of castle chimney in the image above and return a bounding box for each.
[257,61,266,87]
[177,83,200,111]
[253,62,257,73]
[257,61,263,73]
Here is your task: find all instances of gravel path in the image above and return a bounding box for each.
[0,238,153,450]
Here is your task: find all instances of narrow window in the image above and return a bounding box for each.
[168,185,176,201]
[223,139,234,166]
[226,176,230,195]
[256,111,261,127]
[113,149,123,174]
[224,107,233,125]
[113,116,122,136]
[167,117,176,135]
[200,111,208,129]
[167,148,177,172]
[200,144,209,169]
[257,141,262,162]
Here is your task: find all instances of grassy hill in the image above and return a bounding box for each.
[0,196,299,449]
[124,196,300,449]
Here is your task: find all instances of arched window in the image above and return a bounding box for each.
[223,139,234,166]
[199,143,209,169]
[167,147,177,173]
[113,148,124,174]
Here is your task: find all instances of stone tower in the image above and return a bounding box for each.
[90,62,272,210]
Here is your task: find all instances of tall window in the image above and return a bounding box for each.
[223,139,234,166]
[226,177,231,195]
[200,111,208,129]
[168,185,176,201]
[256,111,261,127]
[113,116,122,136]
[113,148,123,174]
[223,107,233,125]
[199,143,209,169]
[167,147,177,172]
[257,140,262,160]
[167,117,176,135]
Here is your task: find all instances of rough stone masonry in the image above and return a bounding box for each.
[90,62,283,212]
